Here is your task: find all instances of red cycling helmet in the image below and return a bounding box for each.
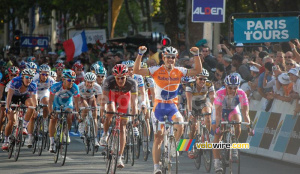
[8,66,20,75]
[73,62,83,70]
[55,62,65,69]
[112,64,128,76]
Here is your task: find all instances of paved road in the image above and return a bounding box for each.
[0,134,299,174]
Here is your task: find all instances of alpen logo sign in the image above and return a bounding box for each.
[234,17,299,43]
[192,0,225,23]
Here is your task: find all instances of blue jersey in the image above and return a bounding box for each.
[9,76,37,96]
[50,81,80,109]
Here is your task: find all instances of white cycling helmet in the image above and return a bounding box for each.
[39,64,51,72]
[198,68,209,77]
[50,71,57,77]
[84,72,97,82]
[163,46,178,55]
[22,68,35,76]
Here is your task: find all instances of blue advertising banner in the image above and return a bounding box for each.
[250,112,270,147]
[192,0,225,23]
[234,17,299,43]
[21,37,49,48]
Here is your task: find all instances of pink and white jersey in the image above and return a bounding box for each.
[214,88,248,109]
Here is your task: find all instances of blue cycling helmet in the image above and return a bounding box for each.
[26,62,38,69]
[96,61,104,67]
[39,64,51,72]
[224,74,240,86]
[19,61,27,69]
[90,63,100,73]
[62,69,76,79]
[181,76,191,84]
[96,67,107,76]
[123,60,135,68]
[27,56,36,63]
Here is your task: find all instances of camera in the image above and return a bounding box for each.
[272,65,278,71]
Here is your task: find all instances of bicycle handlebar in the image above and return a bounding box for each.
[79,106,100,111]
[105,111,135,117]
[10,104,35,109]
[221,121,250,125]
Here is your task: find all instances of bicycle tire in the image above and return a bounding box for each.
[111,130,120,173]
[8,128,15,159]
[37,117,45,156]
[169,137,178,174]
[60,121,69,166]
[143,121,149,161]
[85,121,90,155]
[54,124,61,164]
[1,117,7,143]
[221,132,230,174]
[202,128,212,172]
[129,123,135,166]
[14,121,23,161]
[106,133,113,174]
[124,128,129,164]
[135,122,141,159]
[32,118,38,154]
[229,136,240,174]
[90,117,95,156]
[194,134,202,170]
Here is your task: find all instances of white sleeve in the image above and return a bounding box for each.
[264,78,275,89]
[95,84,102,95]
[176,67,188,76]
[148,66,160,75]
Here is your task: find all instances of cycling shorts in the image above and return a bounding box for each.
[211,105,241,125]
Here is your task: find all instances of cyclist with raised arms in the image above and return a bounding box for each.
[48,69,80,153]
[2,69,37,150]
[78,72,102,147]
[133,46,202,174]
[99,64,138,169]
[185,68,215,159]
[26,64,55,147]
[212,74,252,173]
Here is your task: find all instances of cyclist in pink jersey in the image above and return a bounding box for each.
[212,74,253,173]
[133,45,202,174]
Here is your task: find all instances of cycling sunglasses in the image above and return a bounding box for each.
[67,78,75,83]
[97,75,105,78]
[165,55,176,59]
[116,76,126,80]
[24,76,33,80]
[41,73,49,76]
[227,85,238,90]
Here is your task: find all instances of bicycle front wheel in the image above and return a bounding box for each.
[168,137,178,174]
[142,121,149,161]
[90,117,95,156]
[202,128,212,172]
[229,136,240,174]
[37,117,45,156]
[194,134,202,170]
[14,121,23,161]
[60,121,69,166]
[107,130,120,174]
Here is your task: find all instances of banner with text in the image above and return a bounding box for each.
[234,17,299,43]
[192,0,225,23]
[21,37,49,48]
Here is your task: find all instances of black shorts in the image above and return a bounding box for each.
[192,100,211,116]
[11,94,31,105]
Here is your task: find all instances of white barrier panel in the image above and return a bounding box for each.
[241,98,300,165]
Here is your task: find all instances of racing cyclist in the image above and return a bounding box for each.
[48,69,80,153]
[185,68,215,159]
[133,46,202,174]
[54,60,65,81]
[50,71,57,81]
[99,64,138,168]
[212,74,253,173]
[73,62,85,85]
[2,69,37,150]
[26,62,38,75]
[0,66,20,141]
[78,72,102,147]
[26,64,55,147]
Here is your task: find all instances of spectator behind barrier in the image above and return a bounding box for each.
[232,54,252,81]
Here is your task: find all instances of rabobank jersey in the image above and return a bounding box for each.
[133,74,144,88]
[9,76,37,96]
[32,74,55,92]
[50,81,80,106]
[149,65,187,103]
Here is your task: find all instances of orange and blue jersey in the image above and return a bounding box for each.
[149,65,187,121]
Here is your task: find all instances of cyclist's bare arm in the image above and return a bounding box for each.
[100,90,109,117]
[31,93,38,107]
[48,93,55,114]
[5,88,14,110]
[133,46,150,77]
[186,91,193,113]
[209,91,215,104]
[131,93,138,116]
[0,85,4,100]
[241,104,250,127]
[215,104,222,126]
[139,86,146,105]
[73,96,80,112]
[186,47,202,76]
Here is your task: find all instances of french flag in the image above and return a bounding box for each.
[63,31,88,62]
